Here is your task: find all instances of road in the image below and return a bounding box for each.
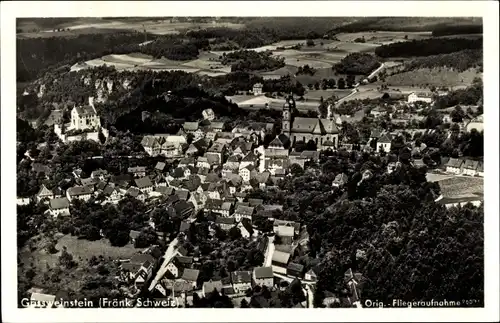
[367,62,386,81]
[148,237,179,291]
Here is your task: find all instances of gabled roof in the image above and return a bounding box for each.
[378,133,392,144]
[74,104,97,116]
[463,159,479,170]
[239,218,254,235]
[254,266,273,279]
[231,271,252,284]
[126,187,143,198]
[128,166,147,173]
[446,158,464,168]
[333,173,348,184]
[287,262,304,273]
[183,122,199,132]
[49,197,70,210]
[135,176,153,189]
[215,217,235,225]
[67,185,92,196]
[203,280,223,294]
[182,268,200,282]
[155,162,166,171]
[235,205,255,216]
[272,250,291,265]
[248,198,264,207]
[242,151,258,162]
[37,184,54,197]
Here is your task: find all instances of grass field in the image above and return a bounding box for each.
[434,176,484,198]
[335,31,432,45]
[18,18,245,38]
[304,89,352,101]
[378,68,482,88]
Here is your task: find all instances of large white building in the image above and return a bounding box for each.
[69,97,101,131]
[407,92,433,104]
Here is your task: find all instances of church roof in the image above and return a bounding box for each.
[292,118,339,134]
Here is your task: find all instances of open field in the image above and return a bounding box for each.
[377,68,482,88]
[433,175,484,198]
[17,18,245,38]
[335,31,432,45]
[304,89,352,101]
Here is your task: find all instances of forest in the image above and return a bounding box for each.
[221,50,285,72]
[434,77,483,109]
[404,49,483,72]
[374,37,483,58]
[334,53,381,75]
[431,24,483,37]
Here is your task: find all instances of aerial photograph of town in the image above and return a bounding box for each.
[11,12,492,316]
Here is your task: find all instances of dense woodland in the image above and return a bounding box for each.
[431,24,483,37]
[221,50,285,72]
[334,53,381,75]
[404,49,483,72]
[375,37,483,58]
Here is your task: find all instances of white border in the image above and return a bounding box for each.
[2,1,499,322]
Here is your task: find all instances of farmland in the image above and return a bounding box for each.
[433,175,484,198]
[377,67,482,88]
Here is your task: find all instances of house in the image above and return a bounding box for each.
[66,185,92,202]
[206,142,226,162]
[49,197,70,217]
[271,251,291,275]
[221,201,233,217]
[128,166,147,178]
[305,267,319,281]
[209,121,225,133]
[253,83,263,96]
[286,262,304,278]
[376,133,392,153]
[155,162,166,172]
[134,176,154,193]
[413,159,426,169]
[253,266,274,288]
[445,158,464,174]
[129,230,141,244]
[120,254,156,287]
[17,196,32,205]
[274,219,300,236]
[127,187,146,202]
[205,198,224,215]
[174,200,195,218]
[36,184,54,203]
[370,107,386,117]
[477,161,484,177]
[28,292,57,308]
[239,165,257,182]
[407,92,433,104]
[180,268,200,289]
[202,280,223,297]
[175,189,190,201]
[237,218,255,239]
[215,217,235,230]
[179,157,196,168]
[344,268,364,307]
[183,121,200,134]
[462,159,479,176]
[230,271,253,294]
[332,173,349,188]
[202,108,215,121]
[196,156,211,169]
[90,169,108,181]
[233,205,254,222]
[166,256,193,278]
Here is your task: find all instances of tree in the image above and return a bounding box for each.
[337,78,346,89]
[290,164,304,177]
[134,228,158,248]
[306,39,315,47]
[240,298,250,308]
[59,247,76,269]
[108,230,130,247]
[346,75,356,88]
[228,226,242,240]
[450,105,465,122]
[306,139,317,151]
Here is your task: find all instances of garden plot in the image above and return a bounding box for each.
[323,41,379,53]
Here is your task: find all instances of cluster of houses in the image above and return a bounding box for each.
[444,158,484,177]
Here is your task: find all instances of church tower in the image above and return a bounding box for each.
[282,94,293,136]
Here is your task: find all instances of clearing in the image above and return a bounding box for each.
[433,175,484,198]
[378,67,482,88]
[335,31,432,45]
